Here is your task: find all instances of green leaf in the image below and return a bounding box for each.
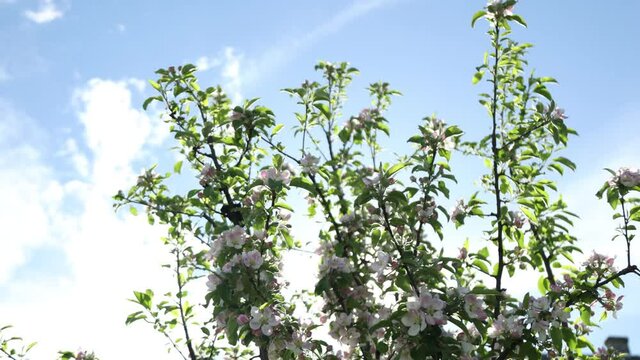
[550,326,563,353]
[314,103,331,119]
[226,317,239,345]
[129,206,138,216]
[472,71,484,84]
[562,327,577,350]
[315,276,330,295]
[386,162,409,177]
[173,160,183,174]
[142,96,161,110]
[537,276,549,294]
[471,10,486,27]
[534,85,553,101]
[508,14,527,27]
[148,80,161,91]
[290,177,317,195]
[271,124,285,136]
[125,311,146,325]
[472,259,489,274]
[554,156,576,171]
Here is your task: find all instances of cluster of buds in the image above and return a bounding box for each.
[199,163,216,186]
[345,108,380,131]
[508,210,526,229]
[136,168,158,188]
[300,153,320,175]
[485,0,514,21]
[450,199,468,222]
[582,252,617,277]
[601,289,624,317]
[417,199,437,223]
[550,274,575,293]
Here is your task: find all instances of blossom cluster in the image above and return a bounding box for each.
[401,289,447,336]
[259,167,292,186]
[345,108,380,131]
[300,154,320,175]
[199,163,216,186]
[582,252,617,277]
[608,167,640,189]
[421,116,455,150]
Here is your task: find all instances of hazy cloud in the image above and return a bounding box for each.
[24,0,64,24]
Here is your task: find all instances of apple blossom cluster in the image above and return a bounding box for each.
[401,289,447,335]
[248,306,280,337]
[601,289,623,317]
[300,153,320,175]
[345,108,380,131]
[525,297,569,342]
[485,0,514,21]
[608,167,640,189]
[259,166,292,186]
[416,199,437,223]
[550,273,574,293]
[487,294,569,351]
[582,251,617,277]
[420,116,455,150]
[552,107,568,121]
[508,210,526,229]
[199,163,216,186]
[450,199,468,222]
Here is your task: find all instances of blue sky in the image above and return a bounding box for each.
[0,0,639,358]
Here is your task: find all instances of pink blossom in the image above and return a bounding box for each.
[609,167,640,188]
[464,294,487,321]
[450,199,468,221]
[222,254,241,273]
[206,273,222,291]
[249,306,280,336]
[489,314,523,339]
[242,250,264,269]
[199,163,216,186]
[237,314,250,325]
[259,167,291,185]
[222,226,247,249]
[401,306,426,336]
[300,154,320,174]
[370,251,390,273]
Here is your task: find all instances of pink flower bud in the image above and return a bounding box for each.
[237,314,249,325]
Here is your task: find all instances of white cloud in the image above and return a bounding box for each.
[0,80,177,359]
[193,47,243,103]
[0,100,58,284]
[24,0,64,24]
[220,47,243,104]
[195,55,222,72]
[58,138,89,177]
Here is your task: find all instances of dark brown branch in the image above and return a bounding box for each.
[490,23,506,318]
[175,250,197,360]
